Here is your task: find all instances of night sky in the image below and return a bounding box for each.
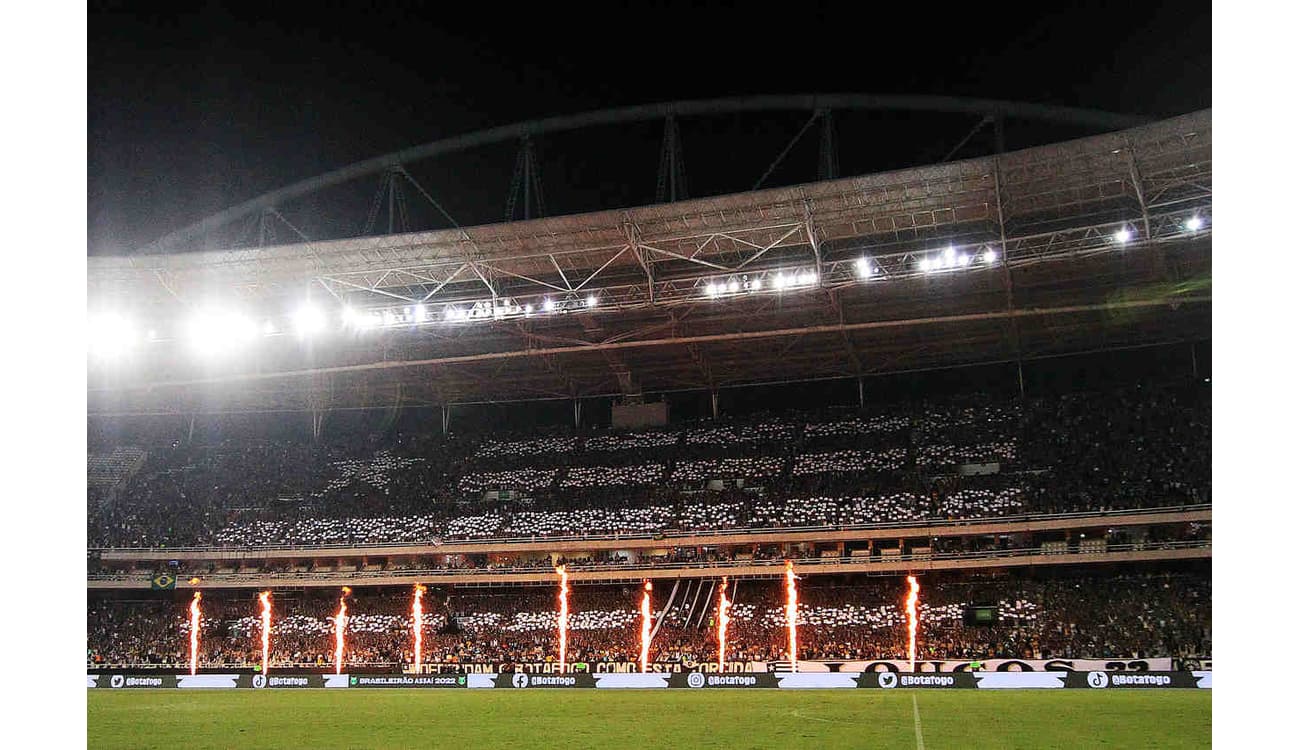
[88,2,1211,256]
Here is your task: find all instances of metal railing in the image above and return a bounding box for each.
[87,540,1211,585]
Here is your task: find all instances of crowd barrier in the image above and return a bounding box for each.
[88,670,1211,690]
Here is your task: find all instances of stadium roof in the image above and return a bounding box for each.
[87,110,1211,415]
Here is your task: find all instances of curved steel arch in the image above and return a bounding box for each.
[144,93,1151,253]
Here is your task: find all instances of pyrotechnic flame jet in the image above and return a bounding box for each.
[412,584,426,674]
[259,592,272,675]
[188,592,202,676]
[555,566,569,674]
[717,577,731,672]
[640,581,653,673]
[335,587,352,675]
[785,561,800,672]
[906,576,920,672]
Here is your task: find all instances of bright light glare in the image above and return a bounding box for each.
[1185,215,1204,231]
[543,297,556,312]
[293,303,326,336]
[773,274,787,290]
[727,280,739,293]
[958,253,970,266]
[705,283,718,298]
[586,295,598,308]
[263,320,276,336]
[856,258,873,278]
[88,313,136,359]
[1114,227,1133,244]
[750,278,762,290]
[187,310,257,355]
[412,304,427,322]
[982,248,997,264]
[919,258,932,272]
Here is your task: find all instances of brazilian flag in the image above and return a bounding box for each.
[150,573,177,590]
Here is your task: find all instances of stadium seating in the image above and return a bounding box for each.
[87,383,1210,549]
[86,568,1211,668]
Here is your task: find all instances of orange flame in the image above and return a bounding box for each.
[639,581,653,673]
[412,584,426,674]
[717,577,731,672]
[188,592,202,676]
[555,566,569,674]
[785,560,799,672]
[905,575,920,672]
[334,587,351,675]
[258,591,272,675]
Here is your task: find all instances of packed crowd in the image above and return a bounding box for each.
[86,568,1211,668]
[88,384,1210,549]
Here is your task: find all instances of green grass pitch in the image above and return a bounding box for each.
[88,689,1210,749]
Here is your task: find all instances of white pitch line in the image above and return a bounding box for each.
[912,693,926,750]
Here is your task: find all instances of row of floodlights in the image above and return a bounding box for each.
[1113,215,1207,245]
[88,294,604,361]
[703,270,821,297]
[91,218,1207,362]
[700,250,999,298]
[342,294,597,327]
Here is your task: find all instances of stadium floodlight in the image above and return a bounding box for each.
[773,273,788,290]
[982,248,997,264]
[944,245,956,262]
[1113,227,1133,244]
[586,294,598,308]
[1185,215,1204,231]
[958,253,970,267]
[524,304,533,315]
[412,304,427,322]
[727,280,740,293]
[293,303,326,336]
[750,277,762,290]
[543,297,556,312]
[705,283,718,298]
[919,258,932,272]
[855,257,873,279]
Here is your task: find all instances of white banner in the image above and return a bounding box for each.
[795,658,1173,673]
